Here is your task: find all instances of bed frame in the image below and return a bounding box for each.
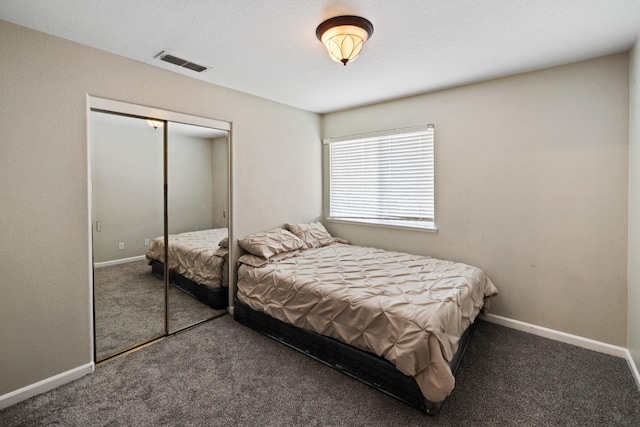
[233,298,477,415]
[150,260,228,310]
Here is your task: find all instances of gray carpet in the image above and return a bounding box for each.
[1,316,639,426]
[94,260,226,360]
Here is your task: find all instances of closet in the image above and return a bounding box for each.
[88,98,231,362]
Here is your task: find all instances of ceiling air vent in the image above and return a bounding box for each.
[155,51,209,73]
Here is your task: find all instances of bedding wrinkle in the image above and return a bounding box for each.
[237,242,498,403]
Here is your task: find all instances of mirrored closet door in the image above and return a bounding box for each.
[90,104,231,362]
[91,112,165,361]
[166,122,229,334]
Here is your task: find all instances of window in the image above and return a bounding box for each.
[325,125,435,230]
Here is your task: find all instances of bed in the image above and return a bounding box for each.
[146,228,229,310]
[234,223,498,415]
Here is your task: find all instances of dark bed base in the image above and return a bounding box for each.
[233,298,477,416]
[150,260,228,310]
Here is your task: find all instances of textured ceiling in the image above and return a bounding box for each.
[1,0,640,113]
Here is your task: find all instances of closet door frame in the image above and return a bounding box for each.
[87,95,233,363]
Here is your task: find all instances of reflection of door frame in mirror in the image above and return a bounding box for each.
[86,95,233,363]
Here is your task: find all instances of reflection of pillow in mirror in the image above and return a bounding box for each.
[286,222,334,249]
[218,236,229,248]
[238,228,306,259]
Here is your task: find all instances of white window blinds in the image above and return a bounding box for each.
[327,125,435,229]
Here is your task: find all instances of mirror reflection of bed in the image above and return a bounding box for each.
[91,111,229,362]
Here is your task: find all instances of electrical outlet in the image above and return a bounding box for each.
[118,242,124,250]
[144,238,150,246]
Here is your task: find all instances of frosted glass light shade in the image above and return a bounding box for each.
[321,25,370,64]
[316,16,374,66]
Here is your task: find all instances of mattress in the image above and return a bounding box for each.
[237,242,498,402]
[146,228,228,289]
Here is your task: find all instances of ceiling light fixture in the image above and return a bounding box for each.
[316,15,374,66]
[146,119,164,129]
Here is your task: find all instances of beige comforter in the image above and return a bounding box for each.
[237,243,498,402]
[146,228,228,288]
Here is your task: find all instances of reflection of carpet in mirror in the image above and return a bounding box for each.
[94,260,226,361]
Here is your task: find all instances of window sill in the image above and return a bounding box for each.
[326,218,438,233]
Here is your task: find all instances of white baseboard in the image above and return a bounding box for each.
[625,350,640,392]
[94,255,146,269]
[481,313,640,392]
[0,362,94,410]
[479,313,628,358]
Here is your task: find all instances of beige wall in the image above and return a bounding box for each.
[629,37,640,374]
[323,54,630,346]
[0,20,321,396]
